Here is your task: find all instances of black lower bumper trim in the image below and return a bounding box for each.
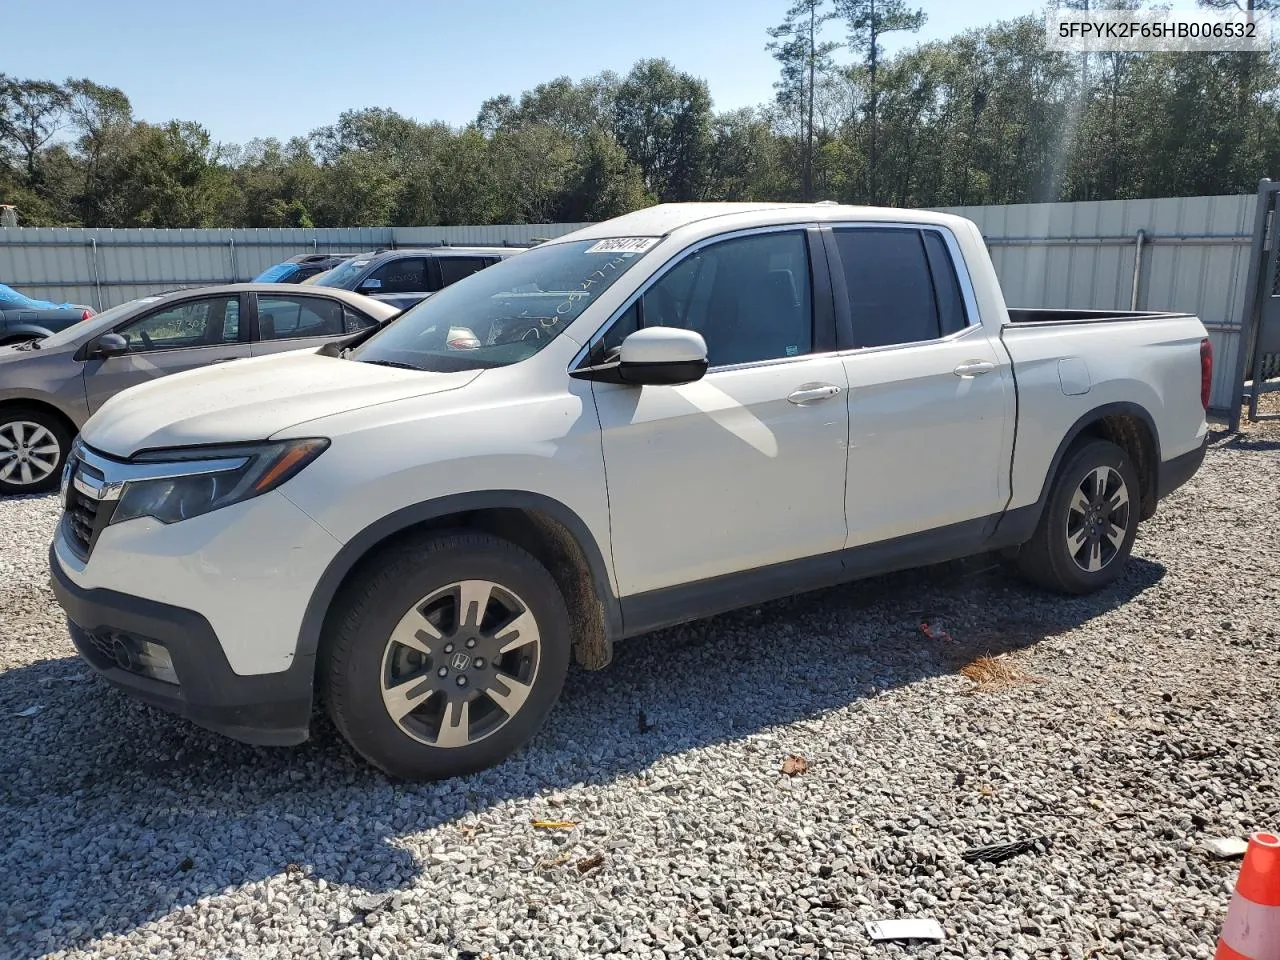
[1157,436,1209,500]
[49,544,313,746]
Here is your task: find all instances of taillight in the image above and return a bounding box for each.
[1200,337,1213,410]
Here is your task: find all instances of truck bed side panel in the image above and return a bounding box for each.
[999,316,1210,513]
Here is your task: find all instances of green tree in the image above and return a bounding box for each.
[561,129,651,220]
[105,121,233,227]
[836,0,926,202]
[0,78,70,183]
[614,59,713,201]
[63,78,134,225]
[768,0,839,199]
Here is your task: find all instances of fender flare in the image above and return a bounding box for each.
[994,401,1161,543]
[294,490,621,663]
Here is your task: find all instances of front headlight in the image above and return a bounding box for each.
[110,439,329,525]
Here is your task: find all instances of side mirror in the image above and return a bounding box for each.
[357,278,382,293]
[91,333,129,358]
[572,326,708,386]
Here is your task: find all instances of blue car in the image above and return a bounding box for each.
[0,284,95,345]
[252,254,351,285]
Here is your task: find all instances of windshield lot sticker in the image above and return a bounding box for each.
[585,237,658,254]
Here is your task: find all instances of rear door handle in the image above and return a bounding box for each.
[953,360,995,378]
[787,382,842,405]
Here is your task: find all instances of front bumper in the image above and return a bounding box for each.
[50,546,313,746]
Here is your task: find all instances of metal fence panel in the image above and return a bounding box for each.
[936,195,1254,411]
[0,202,1258,409]
[0,224,591,311]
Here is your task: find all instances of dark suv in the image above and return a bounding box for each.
[312,247,525,309]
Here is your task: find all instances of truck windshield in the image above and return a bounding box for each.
[347,239,654,371]
[314,258,369,288]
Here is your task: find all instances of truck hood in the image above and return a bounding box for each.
[80,349,482,457]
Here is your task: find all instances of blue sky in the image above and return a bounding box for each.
[6,0,1038,146]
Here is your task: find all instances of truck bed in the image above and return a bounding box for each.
[1007,308,1192,325]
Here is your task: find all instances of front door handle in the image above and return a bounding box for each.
[787,382,842,405]
[953,360,995,378]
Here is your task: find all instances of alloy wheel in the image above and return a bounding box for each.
[0,421,61,486]
[379,579,541,748]
[1065,465,1130,573]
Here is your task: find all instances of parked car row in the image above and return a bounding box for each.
[308,246,524,308]
[0,286,400,494]
[0,246,523,494]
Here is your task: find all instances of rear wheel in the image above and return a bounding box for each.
[321,531,571,780]
[0,409,72,496]
[1016,439,1140,594]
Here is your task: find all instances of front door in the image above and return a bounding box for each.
[587,227,850,599]
[83,294,251,413]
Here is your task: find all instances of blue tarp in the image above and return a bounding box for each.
[0,283,79,311]
[253,263,301,283]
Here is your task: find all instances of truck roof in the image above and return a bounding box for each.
[553,202,974,243]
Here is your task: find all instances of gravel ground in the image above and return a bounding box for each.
[2,415,1278,960]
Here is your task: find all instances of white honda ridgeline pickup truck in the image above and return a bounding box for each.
[49,203,1211,780]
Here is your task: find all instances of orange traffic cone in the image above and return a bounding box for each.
[1216,832,1280,959]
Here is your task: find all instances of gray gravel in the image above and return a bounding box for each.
[2,422,1278,960]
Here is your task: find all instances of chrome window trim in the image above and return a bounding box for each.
[70,444,249,503]
[569,222,824,375]
[825,221,985,355]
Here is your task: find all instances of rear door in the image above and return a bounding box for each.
[249,293,359,356]
[83,293,250,413]
[827,223,1015,549]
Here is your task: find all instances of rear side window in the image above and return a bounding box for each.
[344,305,379,333]
[833,228,967,348]
[922,232,968,335]
[438,257,491,287]
[256,295,344,340]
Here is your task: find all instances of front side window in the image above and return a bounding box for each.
[116,296,240,352]
[314,257,370,289]
[362,257,427,294]
[256,296,344,340]
[349,239,653,372]
[591,230,814,368]
[833,227,967,348]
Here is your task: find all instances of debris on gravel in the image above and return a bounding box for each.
[1,417,1278,959]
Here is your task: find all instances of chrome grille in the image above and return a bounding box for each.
[61,451,114,560]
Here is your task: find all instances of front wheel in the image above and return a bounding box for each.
[0,408,72,496]
[321,531,572,780]
[1016,439,1141,594]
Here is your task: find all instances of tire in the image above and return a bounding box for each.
[0,408,73,496]
[1016,438,1141,595]
[321,531,572,781]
